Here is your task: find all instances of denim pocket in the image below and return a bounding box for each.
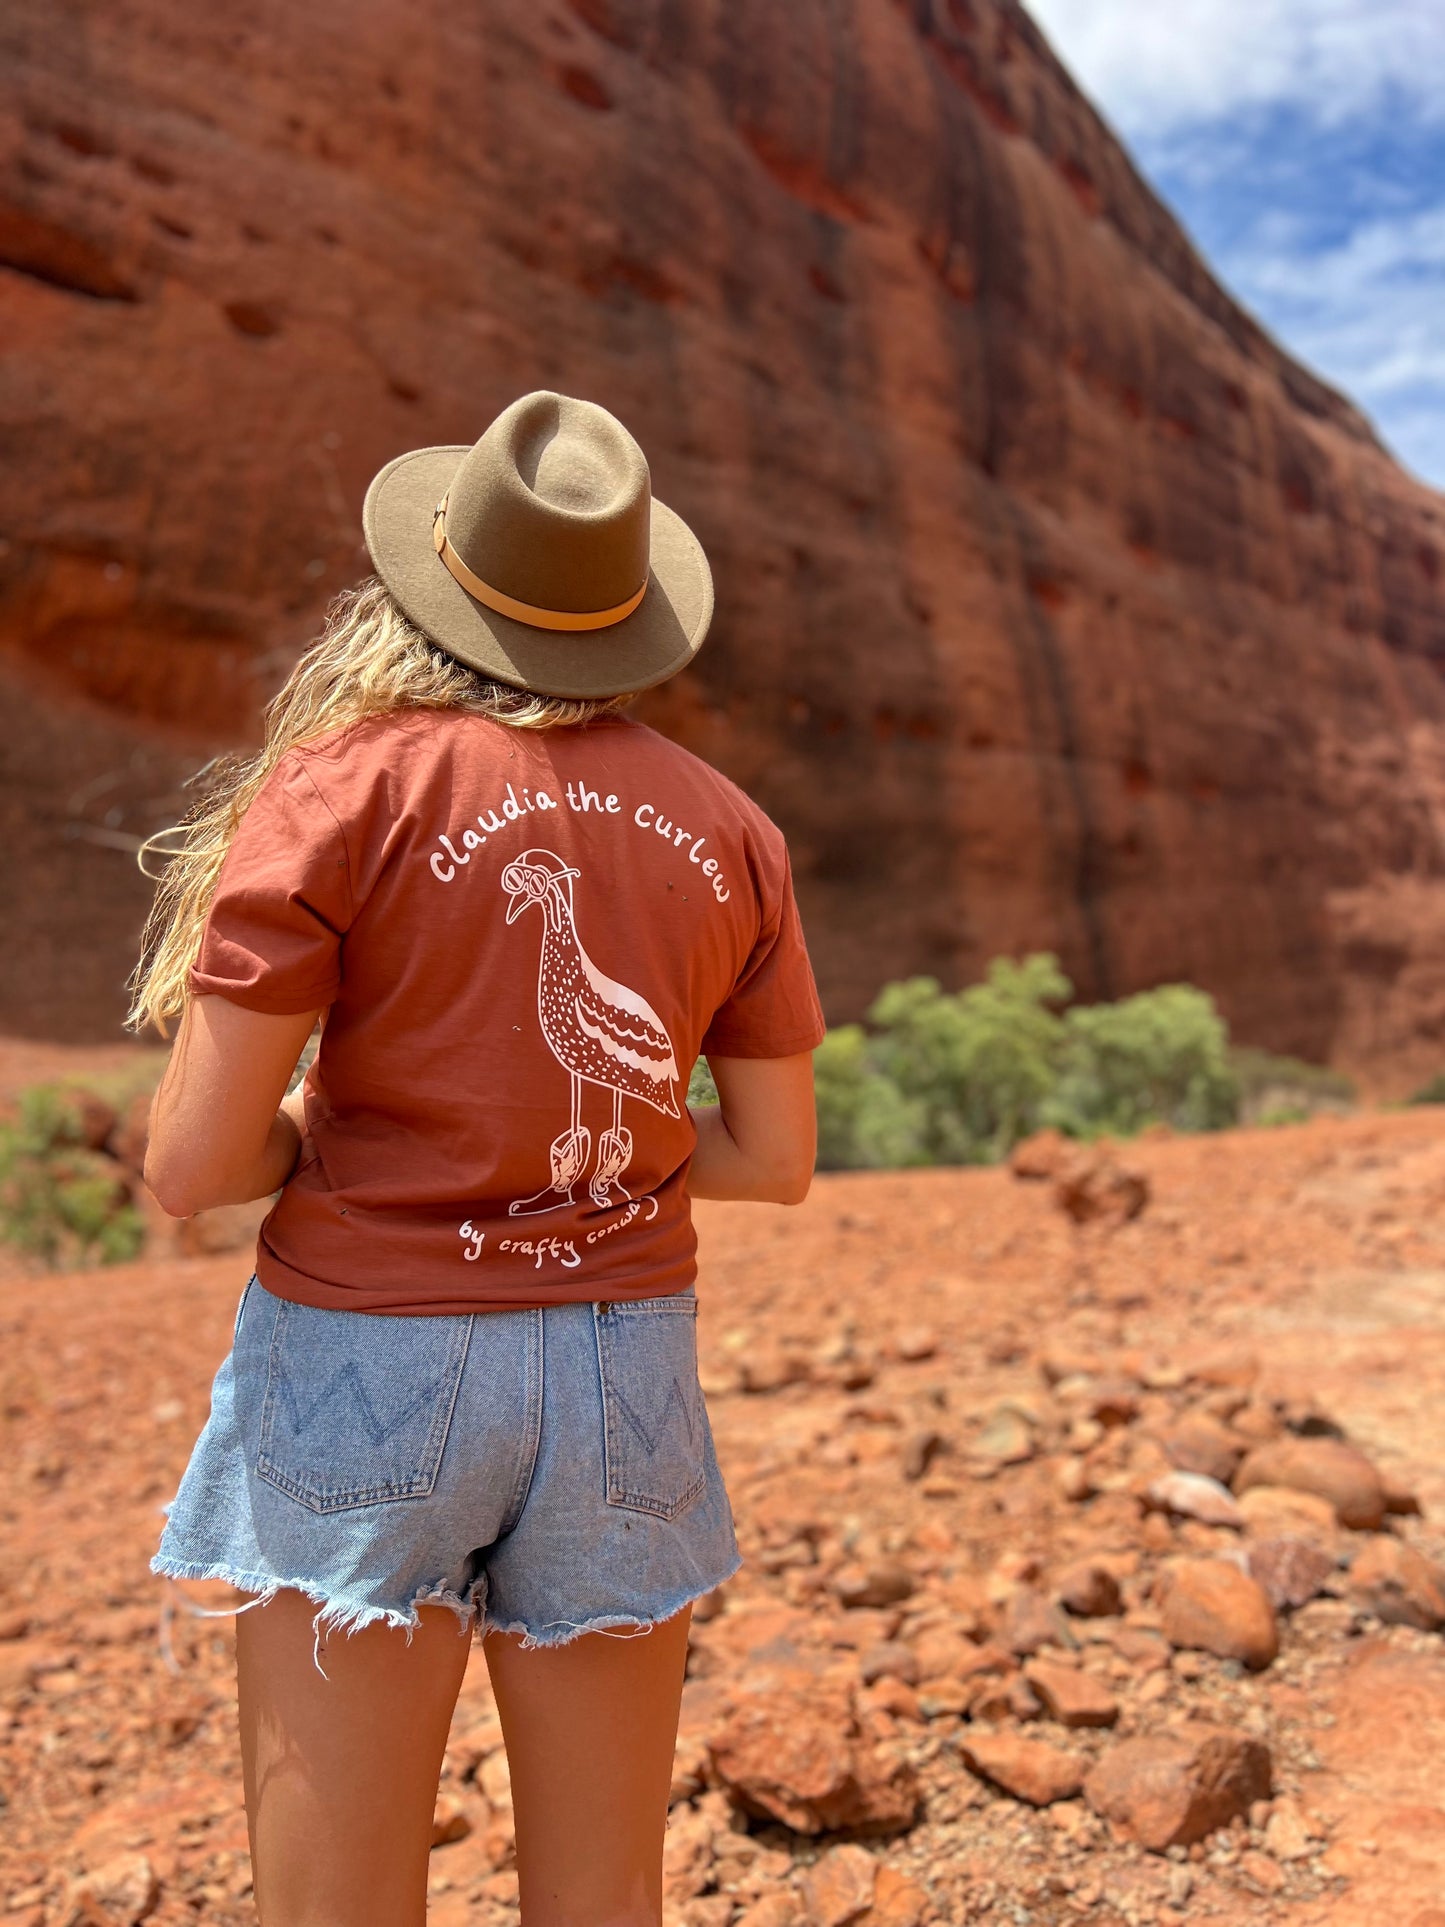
[594,1295,707,1521]
[256,1298,472,1513]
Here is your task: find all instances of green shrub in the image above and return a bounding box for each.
[866,956,1073,1164]
[1406,1073,1445,1107]
[0,1085,144,1269]
[812,955,1244,1171]
[1045,984,1240,1138]
[813,1024,930,1169]
[687,1057,718,1107]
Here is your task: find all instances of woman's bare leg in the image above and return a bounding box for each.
[236,1592,472,1927]
[483,1603,693,1927]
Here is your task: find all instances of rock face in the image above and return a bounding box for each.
[3,0,1444,1061]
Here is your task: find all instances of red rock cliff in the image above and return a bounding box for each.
[2,0,1443,1079]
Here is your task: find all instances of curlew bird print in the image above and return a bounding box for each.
[501,849,680,1215]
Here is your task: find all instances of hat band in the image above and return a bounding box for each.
[432,496,648,633]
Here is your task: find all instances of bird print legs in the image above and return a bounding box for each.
[510,1072,591,1217]
[589,1088,634,1211]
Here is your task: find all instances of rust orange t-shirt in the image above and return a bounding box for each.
[188,708,827,1314]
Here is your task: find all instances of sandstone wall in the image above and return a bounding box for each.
[2,0,1443,1079]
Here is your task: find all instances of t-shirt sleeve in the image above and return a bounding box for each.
[701,843,828,1058]
[187,754,353,1014]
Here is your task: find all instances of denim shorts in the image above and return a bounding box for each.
[152,1274,739,1671]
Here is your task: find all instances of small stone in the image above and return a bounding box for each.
[1263,1798,1317,1861]
[868,1866,928,1927]
[1146,1472,1244,1530]
[61,1853,161,1927]
[707,1667,919,1834]
[430,1794,472,1846]
[740,1347,811,1394]
[1024,1658,1119,1728]
[1010,1128,1072,1180]
[1166,1864,1194,1905]
[736,1899,803,1927]
[1348,1535,1445,1630]
[1191,1348,1260,1390]
[1162,1412,1245,1486]
[1381,1473,1423,1517]
[1076,1377,1141,1427]
[736,1898,803,1927]
[973,1405,1036,1464]
[858,1641,920,1687]
[832,1563,916,1611]
[1000,1587,1077,1656]
[1159,1559,1279,1670]
[1234,1438,1387,1530]
[684,1899,737,1927]
[800,1842,875,1926]
[958,1730,1086,1805]
[1053,1148,1150,1225]
[1237,1484,1338,1540]
[1239,1848,1286,1892]
[1083,1723,1272,1849]
[894,1326,938,1362]
[901,1429,945,1481]
[1057,1456,1094,1502]
[1245,1537,1336,1613]
[1054,1561,1122,1618]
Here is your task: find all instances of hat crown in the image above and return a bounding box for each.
[443,392,652,616]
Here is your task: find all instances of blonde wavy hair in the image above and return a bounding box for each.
[126,576,636,1037]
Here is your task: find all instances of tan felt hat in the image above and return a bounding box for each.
[361,390,713,699]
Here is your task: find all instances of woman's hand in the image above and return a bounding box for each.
[685,1052,818,1205]
[144,996,323,1218]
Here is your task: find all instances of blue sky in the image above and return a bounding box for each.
[1027,0,1445,490]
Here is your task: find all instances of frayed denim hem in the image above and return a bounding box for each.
[150,1552,477,1679]
[482,1550,743,1652]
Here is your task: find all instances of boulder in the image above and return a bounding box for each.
[799,1844,875,1927]
[1245,1537,1337,1613]
[1023,1658,1120,1728]
[707,1666,918,1835]
[1145,1471,1244,1530]
[1234,1439,1386,1530]
[1161,1412,1245,1486]
[1084,1724,1272,1849]
[958,1731,1086,1806]
[1158,1559,1279,1670]
[1348,1536,1445,1630]
[1053,1151,1149,1227]
[1053,1561,1122,1619]
[999,1588,1077,1657]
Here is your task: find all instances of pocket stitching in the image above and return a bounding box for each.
[594,1299,707,1522]
[256,1301,473,1514]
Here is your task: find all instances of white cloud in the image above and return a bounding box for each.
[1229,205,1445,479]
[1027,0,1445,138]
[1026,0,1445,484]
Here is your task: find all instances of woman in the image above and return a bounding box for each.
[131,391,827,1927]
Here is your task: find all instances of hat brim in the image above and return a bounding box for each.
[361,445,713,699]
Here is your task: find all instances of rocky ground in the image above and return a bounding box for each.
[3,1045,1445,1926]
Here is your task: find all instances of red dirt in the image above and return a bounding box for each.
[4,1096,1445,1923]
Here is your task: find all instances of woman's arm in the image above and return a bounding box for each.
[143,995,323,1218]
[686,1052,818,1205]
